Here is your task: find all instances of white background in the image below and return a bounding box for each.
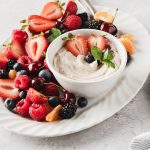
[0,0,150,150]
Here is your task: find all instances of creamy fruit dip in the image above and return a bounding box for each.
[53,45,121,81]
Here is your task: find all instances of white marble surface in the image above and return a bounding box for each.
[0,0,150,150]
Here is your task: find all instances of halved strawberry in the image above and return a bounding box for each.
[25,35,48,61]
[28,15,56,33]
[3,40,26,60]
[0,79,19,99]
[87,35,106,51]
[41,2,63,20]
[66,35,88,56]
[27,88,48,104]
[0,53,8,69]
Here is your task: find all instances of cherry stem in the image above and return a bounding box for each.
[112,8,119,24]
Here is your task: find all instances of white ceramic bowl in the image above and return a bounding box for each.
[46,29,127,98]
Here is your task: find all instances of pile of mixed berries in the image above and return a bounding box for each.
[0,0,134,122]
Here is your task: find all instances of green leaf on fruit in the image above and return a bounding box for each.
[47,28,61,42]
[20,19,27,23]
[102,60,115,68]
[21,25,28,30]
[3,40,11,47]
[91,46,102,61]
[62,33,75,41]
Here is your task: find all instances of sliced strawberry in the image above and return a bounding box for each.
[0,53,8,69]
[0,79,19,99]
[41,2,63,20]
[87,35,106,51]
[3,40,26,60]
[28,15,56,33]
[27,88,48,104]
[25,35,48,61]
[66,35,88,57]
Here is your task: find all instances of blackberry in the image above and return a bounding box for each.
[81,22,89,29]
[59,103,77,119]
[88,20,103,30]
[127,52,132,65]
[77,12,88,22]
[6,59,16,70]
[0,70,8,79]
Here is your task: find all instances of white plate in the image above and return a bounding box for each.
[0,6,150,137]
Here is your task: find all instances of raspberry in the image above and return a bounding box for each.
[12,29,28,44]
[15,75,31,90]
[64,15,82,30]
[17,56,33,69]
[59,103,77,119]
[29,103,47,121]
[16,99,31,117]
[27,88,48,104]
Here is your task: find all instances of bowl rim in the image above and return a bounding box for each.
[46,29,127,84]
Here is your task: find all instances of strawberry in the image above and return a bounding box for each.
[3,39,26,60]
[65,0,78,15]
[0,79,19,99]
[25,35,48,61]
[41,2,63,20]
[66,35,88,56]
[64,15,82,30]
[27,88,48,104]
[87,35,106,51]
[0,52,8,69]
[28,15,56,33]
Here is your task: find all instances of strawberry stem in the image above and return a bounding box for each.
[112,8,119,24]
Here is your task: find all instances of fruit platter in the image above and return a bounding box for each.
[0,0,150,137]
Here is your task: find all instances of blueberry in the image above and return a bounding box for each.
[38,69,51,82]
[13,63,22,71]
[77,97,88,108]
[48,96,61,107]
[17,70,29,76]
[84,54,95,63]
[6,59,16,69]
[0,70,8,79]
[19,90,27,99]
[77,12,88,22]
[4,98,16,111]
[61,29,68,34]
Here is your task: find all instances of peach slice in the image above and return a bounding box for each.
[94,11,114,23]
[119,38,135,55]
[46,104,62,122]
[120,34,134,42]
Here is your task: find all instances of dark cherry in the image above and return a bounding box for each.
[62,91,76,105]
[31,77,46,91]
[28,62,42,76]
[100,22,118,36]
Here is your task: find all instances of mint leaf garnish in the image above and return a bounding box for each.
[91,46,102,61]
[47,28,61,42]
[103,49,113,61]
[102,60,115,68]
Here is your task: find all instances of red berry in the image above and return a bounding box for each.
[44,59,49,69]
[64,15,82,30]
[65,0,78,15]
[31,77,45,91]
[15,75,31,90]
[43,83,59,97]
[17,56,33,69]
[29,103,47,121]
[62,91,76,105]
[12,29,28,44]
[28,62,42,76]
[16,99,31,117]
[27,88,48,104]
[0,53,7,69]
